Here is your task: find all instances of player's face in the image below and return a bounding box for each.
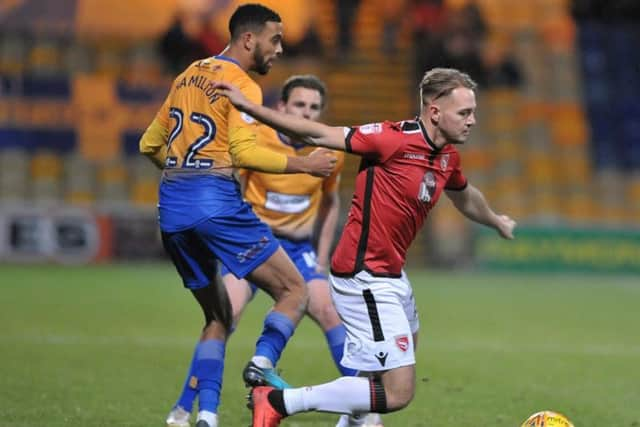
[436,87,476,144]
[278,87,323,121]
[252,21,283,75]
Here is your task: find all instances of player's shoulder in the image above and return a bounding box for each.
[258,124,280,143]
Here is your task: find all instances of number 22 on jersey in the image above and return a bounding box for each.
[165,107,217,169]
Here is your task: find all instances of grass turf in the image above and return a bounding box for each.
[0,264,638,426]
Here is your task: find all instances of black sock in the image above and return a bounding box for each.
[267,389,288,416]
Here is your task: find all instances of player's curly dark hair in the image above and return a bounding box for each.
[280,75,327,109]
[229,4,281,40]
[419,68,477,108]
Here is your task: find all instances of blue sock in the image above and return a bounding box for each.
[194,339,225,413]
[175,343,199,412]
[325,324,357,376]
[254,311,295,366]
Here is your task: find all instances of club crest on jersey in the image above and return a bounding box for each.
[395,335,409,352]
[440,154,450,171]
[359,123,382,135]
[418,172,436,203]
[241,112,256,124]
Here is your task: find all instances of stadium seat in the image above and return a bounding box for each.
[127,156,160,207]
[30,150,63,202]
[96,159,128,205]
[64,153,96,205]
[0,149,29,201]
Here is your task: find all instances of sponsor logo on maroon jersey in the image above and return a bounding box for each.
[395,335,409,352]
[403,152,426,160]
[359,123,383,134]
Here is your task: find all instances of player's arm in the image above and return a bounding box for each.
[445,184,516,239]
[227,83,336,177]
[216,81,347,151]
[315,190,340,272]
[315,152,343,271]
[139,92,172,169]
[139,118,169,169]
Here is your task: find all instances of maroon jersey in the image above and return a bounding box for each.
[330,119,468,277]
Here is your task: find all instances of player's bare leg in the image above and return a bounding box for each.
[222,273,254,330]
[243,247,308,388]
[247,247,308,317]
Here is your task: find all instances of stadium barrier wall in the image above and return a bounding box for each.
[475,226,640,274]
[0,205,163,264]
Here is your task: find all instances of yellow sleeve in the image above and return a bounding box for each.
[322,150,345,193]
[227,81,288,173]
[139,118,169,169]
[139,90,171,169]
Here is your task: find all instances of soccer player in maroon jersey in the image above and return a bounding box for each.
[214,67,516,427]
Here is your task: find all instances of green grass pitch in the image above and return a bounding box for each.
[1,264,638,426]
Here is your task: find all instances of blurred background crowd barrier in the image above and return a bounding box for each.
[0,0,638,271]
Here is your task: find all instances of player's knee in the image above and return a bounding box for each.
[293,282,309,310]
[310,300,340,330]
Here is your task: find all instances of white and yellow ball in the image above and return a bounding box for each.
[521,410,574,427]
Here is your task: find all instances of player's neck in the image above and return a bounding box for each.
[418,116,448,150]
[218,46,250,71]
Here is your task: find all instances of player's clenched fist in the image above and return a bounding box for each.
[305,147,337,177]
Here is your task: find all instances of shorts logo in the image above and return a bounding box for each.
[236,236,270,263]
[395,335,409,352]
[375,351,388,367]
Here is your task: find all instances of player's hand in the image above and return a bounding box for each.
[213,81,250,111]
[496,214,516,239]
[305,148,337,177]
[315,261,329,273]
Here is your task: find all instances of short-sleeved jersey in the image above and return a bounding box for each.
[156,55,263,232]
[155,55,262,175]
[242,126,344,240]
[331,119,468,277]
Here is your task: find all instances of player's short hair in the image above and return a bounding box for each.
[419,68,478,108]
[280,75,327,108]
[228,4,281,40]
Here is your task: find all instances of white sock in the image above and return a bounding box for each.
[251,355,273,369]
[196,410,218,427]
[283,376,371,414]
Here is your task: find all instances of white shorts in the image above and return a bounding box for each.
[330,270,419,372]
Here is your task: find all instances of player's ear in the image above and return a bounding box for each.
[429,103,440,123]
[276,100,286,112]
[241,32,255,51]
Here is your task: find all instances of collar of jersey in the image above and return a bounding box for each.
[277,132,306,150]
[417,118,440,152]
[214,55,241,67]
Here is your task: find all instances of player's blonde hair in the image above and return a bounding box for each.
[419,68,477,109]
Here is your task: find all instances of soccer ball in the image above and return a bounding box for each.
[521,411,574,427]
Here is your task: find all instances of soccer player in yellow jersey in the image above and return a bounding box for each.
[222,75,354,372]
[139,5,335,427]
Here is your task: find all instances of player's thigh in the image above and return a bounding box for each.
[246,246,305,300]
[306,278,342,331]
[221,272,254,324]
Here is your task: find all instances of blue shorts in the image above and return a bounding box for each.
[161,200,280,290]
[220,237,327,295]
